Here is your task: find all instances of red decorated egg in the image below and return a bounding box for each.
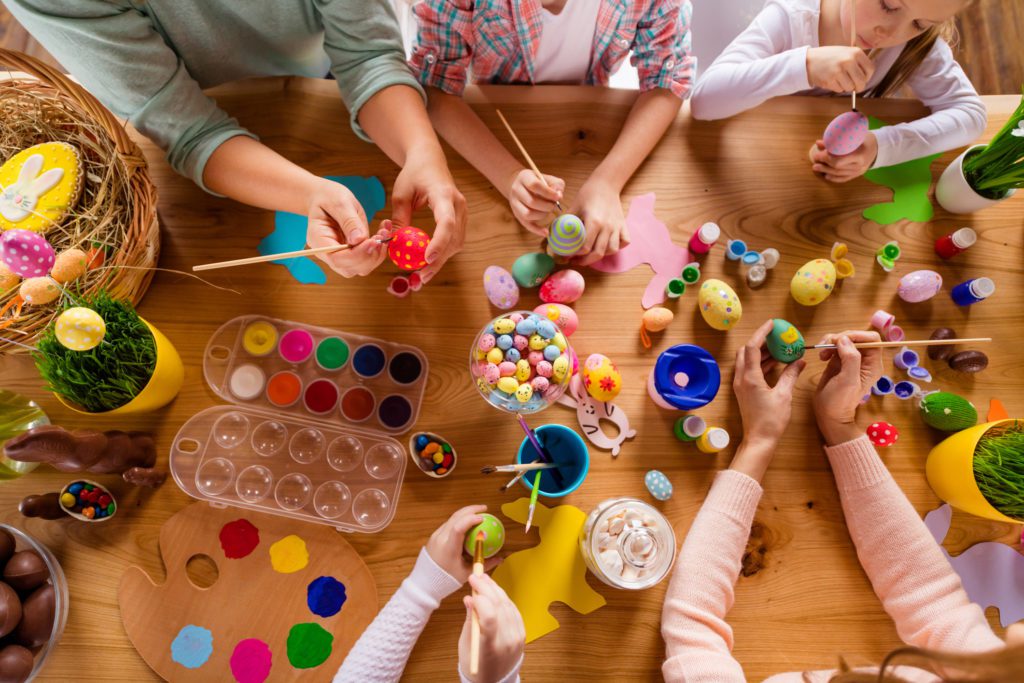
[539,269,585,304]
[388,226,430,271]
[533,303,579,336]
[866,421,899,447]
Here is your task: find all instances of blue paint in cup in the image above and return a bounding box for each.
[516,424,589,497]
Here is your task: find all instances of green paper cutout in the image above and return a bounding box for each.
[863,116,941,224]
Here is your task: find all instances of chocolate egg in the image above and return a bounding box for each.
[928,327,957,360]
[3,551,48,593]
[0,530,14,567]
[0,581,22,638]
[0,644,34,683]
[582,354,622,402]
[766,319,805,363]
[898,270,942,303]
[790,259,836,306]
[511,252,555,288]
[483,266,519,310]
[823,110,869,156]
[539,269,585,304]
[697,279,742,331]
[533,303,578,336]
[14,582,54,648]
[948,350,988,373]
[49,248,87,284]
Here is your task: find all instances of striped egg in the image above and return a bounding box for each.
[548,214,586,257]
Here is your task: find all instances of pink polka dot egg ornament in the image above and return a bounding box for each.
[387,225,430,271]
[0,228,55,278]
[823,110,869,156]
[867,421,899,448]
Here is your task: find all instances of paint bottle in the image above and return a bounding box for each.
[934,227,977,259]
[688,222,720,255]
[696,427,730,454]
[725,239,747,261]
[950,277,995,306]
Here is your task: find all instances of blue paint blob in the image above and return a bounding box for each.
[352,344,386,378]
[307,576,347,618]
[171,624,213,669]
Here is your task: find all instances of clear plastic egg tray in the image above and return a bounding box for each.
[171,406,406,533]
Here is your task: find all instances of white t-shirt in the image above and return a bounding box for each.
[688,0,986,168]
[533,0,602,84]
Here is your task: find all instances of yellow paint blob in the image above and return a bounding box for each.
[269,534,309,574]
[242,320,278,356]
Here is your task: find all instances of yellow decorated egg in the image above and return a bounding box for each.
[582,354,622,402]
[697,279,742,331]
[496,377,520,395]
[50,248,88,284]
[0,142,83,233]
[55,306,106,351]
[19,277,59,305]
[552,355,569,382]
[790,259,837,306]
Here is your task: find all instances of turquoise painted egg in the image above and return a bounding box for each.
[766,319,805,363]
[511,252,555,288]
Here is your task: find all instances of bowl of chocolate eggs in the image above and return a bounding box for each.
[0,525,69,682]
[469,311,575,414]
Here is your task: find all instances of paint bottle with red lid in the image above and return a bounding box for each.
[688,222,720,255]
[934,227,976,259]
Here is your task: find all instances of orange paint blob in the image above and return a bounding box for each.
[267,371,302,407]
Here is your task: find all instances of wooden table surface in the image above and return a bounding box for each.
[1,81,1022,681]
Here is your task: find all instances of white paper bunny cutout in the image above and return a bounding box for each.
[556,374,637,457]
[0,154,65,223]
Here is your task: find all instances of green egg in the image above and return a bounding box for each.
[511,252,555,288]
[766,319,805,363]
[464,513,506,559]
[920,391,978,432]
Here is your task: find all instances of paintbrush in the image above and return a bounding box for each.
[495,109,563,212]
[499,459,537,492]
[525,470,542,533]
[469,530,485,676]
[851,0,858,111]
[481,462,559,475]
[193,237,391,272]
[811,337,992,351]
[515,414,565,487]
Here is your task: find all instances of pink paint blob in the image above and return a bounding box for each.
[279,329,314,364]
[230,638,272,683]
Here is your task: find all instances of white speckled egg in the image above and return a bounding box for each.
[483,265,519,310]
[790,259,837,306]
[898,270,942,303]
[697,279,742,331]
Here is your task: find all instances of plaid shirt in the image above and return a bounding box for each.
[409,0,694,98]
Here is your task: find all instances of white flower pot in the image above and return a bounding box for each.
[936,145,1017,215]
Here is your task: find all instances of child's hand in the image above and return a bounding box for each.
[809,134,878,183]
[507,169,564,237]
[458,573,525,683]
[806,46,875,94]
[813,331,884,446]
[306,178,387,277]
[425,505,501,584]
[570,178,630,266]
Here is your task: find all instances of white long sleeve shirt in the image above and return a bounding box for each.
[689,0,986,168]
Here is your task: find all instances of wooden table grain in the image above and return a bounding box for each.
[1,81,1022,681]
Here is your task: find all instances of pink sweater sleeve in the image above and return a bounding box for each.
[661,469,763,682]
[825,436,1004,654]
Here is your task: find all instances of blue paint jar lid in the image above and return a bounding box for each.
[652,345,720,411]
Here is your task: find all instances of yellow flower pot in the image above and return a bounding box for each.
[925,419,1022,524]
[56,319,184,416]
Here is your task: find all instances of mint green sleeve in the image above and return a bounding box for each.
[315,0,426,142]
[2,0,253,194]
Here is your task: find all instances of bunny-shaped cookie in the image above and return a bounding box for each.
[0,142,82,233]
[556,374,636,457]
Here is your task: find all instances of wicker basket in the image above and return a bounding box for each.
[0,48,160,353]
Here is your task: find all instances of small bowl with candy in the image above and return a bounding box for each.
[470,311,574,414]
[0,524,70,682]
[408,432,456,479]
[58,480,116,522]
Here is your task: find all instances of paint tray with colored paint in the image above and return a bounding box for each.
[203,315,428,433]
[170,405,405,533]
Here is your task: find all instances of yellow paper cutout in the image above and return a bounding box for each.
[0,142,83,233]
[492,498,606,643]
[269,534,309,574]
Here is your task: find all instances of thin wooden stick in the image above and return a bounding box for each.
[851,0,857,111]
[469,531,485,676]
[193,244,352,272]
[495,109,563,212]
[811,337,991,350]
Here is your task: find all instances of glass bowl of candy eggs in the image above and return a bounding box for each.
[470,311,575,414]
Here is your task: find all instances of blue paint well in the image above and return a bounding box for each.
[307,576,348,618]
[352,344,386,378]
[171,624,214,669]
[261,176,386,284]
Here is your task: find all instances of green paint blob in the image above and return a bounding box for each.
[286,623,333,669]
[863,117,941,225]
[316,337,350,371]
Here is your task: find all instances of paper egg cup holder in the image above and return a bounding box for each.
[169,315,428,533]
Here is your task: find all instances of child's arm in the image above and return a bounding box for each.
[813,332,1003,654]
[458,574,525,683]
[662,321,805,681]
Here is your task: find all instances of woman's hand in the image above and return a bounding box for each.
[730,320,806,481]
[305,178,387,277]
[809,133,878,183]
[507,169,564,237]
[813,330,884,445]
[458,573,525,683]
[569,177,630,266]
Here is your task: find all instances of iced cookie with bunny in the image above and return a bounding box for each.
[0,142,83,232]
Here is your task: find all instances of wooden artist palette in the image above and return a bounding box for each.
[119,503,377,681]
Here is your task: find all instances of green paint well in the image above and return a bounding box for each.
[286,623,333,669]
[316,337,350,370]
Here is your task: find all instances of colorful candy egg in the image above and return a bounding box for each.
[483,266,519,310]
[582,354,623,402]
[697,279,742,331]
[790,259,837,306]
[18,277,58,305]
[387,226,430,271]
[866,421,899,447]
[644,470,673,501]
[464,513,506,558]
[533,303,578,336]
[0,229,55,278]
[54,306,106,351]
[496,377,519,394]
[766,319,805,363]
[515,383,534,403]
[511,252,555,288]
[898,270,943,303]
[539,269,585,304]
[919,392,977,432]
[823,110,869,156]
[548,214,586,257]
[49,248,88,284]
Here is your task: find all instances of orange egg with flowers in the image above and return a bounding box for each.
[388,226,431,271]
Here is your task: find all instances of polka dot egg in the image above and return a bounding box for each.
[387,226,430,271]
[867,421,899,447]
[483,265,519,310]
[697,279,742,331]
[54,306,106,351]
[823,110,869,156]
[644,470,673,501]
[790,259,837,306]
[0,228,55,278]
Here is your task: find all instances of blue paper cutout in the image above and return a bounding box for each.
[260,176,386,284]
[863,117,940,225]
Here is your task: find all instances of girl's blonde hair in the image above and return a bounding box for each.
[866,19,959,98]
[821,643,1024,683]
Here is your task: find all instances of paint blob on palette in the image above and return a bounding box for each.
[170,406,407,532]
[203,315,428,433]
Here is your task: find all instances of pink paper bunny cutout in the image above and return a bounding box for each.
[0,154,65,223]
[556,374,636,456]
[590,193,690,309]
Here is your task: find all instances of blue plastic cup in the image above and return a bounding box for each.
[516,424,589,497]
